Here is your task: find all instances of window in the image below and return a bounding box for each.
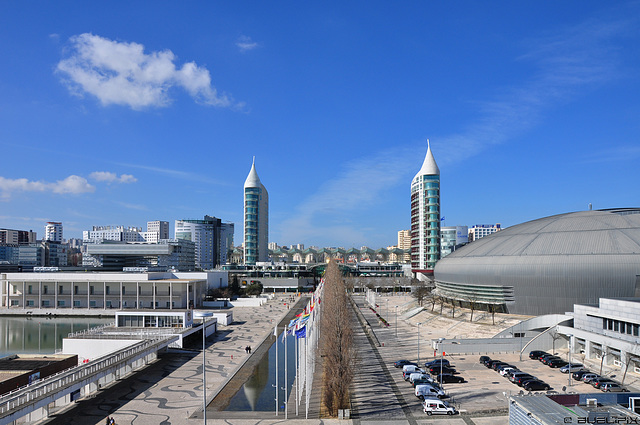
[634,324,639,337]
[28,285,32,294]
[11,300,19,306]
[614,321,620,332]
[57,300,65,307]
[89,286,94,295]
[122,287,126,295]
[106,286,110,295]
[90,301,96,307]
[26,300,34,306]
[12,285,17,295]
[43,285,48,295]
[74,286,78,295]
[41,300,50,307]
[73,300,81,307]
[59,285,63,294]
[106,300,112,308]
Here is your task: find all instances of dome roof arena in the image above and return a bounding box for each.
[434,208,640,316]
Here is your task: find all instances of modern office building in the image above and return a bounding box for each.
[220,222,234,265]
[83,239,196,271]
[0,229,36,245]
[175,216,223,270]
[244,158,269,264]
[440,226,469,258]
[410,141,440,274]
[83,226,145,243]
[44,222,63,243]
[143,221,169,243]
[434,208,640,315]
[468,224,501,242]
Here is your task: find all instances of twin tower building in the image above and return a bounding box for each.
[244,142,440,272]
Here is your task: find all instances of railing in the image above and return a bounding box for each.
[67,322,116,338]
[0,335,174,418]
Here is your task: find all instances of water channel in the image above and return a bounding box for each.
[0,316,113,356]
[224,331,298,412]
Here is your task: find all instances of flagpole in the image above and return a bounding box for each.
[284,327,288,420]
[274,326,278,416]
[295,331,299,416]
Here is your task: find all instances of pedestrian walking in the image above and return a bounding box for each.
[248,346,252,354]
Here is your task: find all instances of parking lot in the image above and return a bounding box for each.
[356,294,639,423]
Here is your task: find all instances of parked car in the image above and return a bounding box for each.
[516,375,537,386]
[539,354,560,364]
[491,361,509,371]
[529,350,548,360]
[572,370,590,380]
[560,363,584,373]
[601,383,629,392]
[436,373,464,383]
[500,367,518,377]
[523,380,551,391]
[413,378,435,387]
[415,383,446,399]
[394,360,418,368]
[505,369,523,379]
[548,359,569,368]
[582,373,600,384]
[479,355,491,364]
[422,399,457,415]
[484,359,503,368]
[591,377,615,389]
[409,373,431,384]
[403,365,424,380]
[429,365,456,375]
[510,372,535,383]
[424,359,450,369]
[541,356,562,365]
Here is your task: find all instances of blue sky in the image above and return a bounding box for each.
[1,1,639,249]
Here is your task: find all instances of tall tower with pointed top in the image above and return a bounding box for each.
[411,140,440,273]
[244,157,269,264]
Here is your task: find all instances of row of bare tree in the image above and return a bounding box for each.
[319,260,356,416]
[413,284,501,324]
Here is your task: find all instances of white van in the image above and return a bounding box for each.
[415,383,445,399]
[422,399,456,415]
[409,372,432,384]
[402,365,423,380]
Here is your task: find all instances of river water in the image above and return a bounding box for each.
[0,316,113,356]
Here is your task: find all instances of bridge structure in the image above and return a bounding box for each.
[0,335,176,425]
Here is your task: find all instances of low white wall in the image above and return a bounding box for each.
[212,312,233,325]
[62,339,138,362]
[229,298,267,307]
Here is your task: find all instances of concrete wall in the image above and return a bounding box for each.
[62,339,138,362]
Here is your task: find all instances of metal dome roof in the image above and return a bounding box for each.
[445,208,640,258]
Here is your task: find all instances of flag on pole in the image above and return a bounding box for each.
[295,325,306,339]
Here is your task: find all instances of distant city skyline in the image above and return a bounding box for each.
[1,2,639,248]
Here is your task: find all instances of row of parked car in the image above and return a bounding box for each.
[480,355,552,391]
[394,359,460,415]
[528,350,629,392]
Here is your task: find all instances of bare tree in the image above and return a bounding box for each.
[413,285,432,307]
[550,330,562,355]
[466,294,480,322]
[320,260,356,416]
[487,303,498,325]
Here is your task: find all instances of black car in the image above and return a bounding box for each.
[515,375,537,386]
[412,378,434,387]
[529,350,548,360]
[484,359,502,368]
[491,361,509,371]
[572,370,590,380]
[523,380,551,391]
[429,365,456,375]
[479,355,491,364]
[548,359,568,368]
[394,360,418,368]
[541,355,562,365]
[424,359,450,368]
[436,373,464,383]
[539,354,559,363]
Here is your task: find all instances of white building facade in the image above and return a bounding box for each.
[83,226,145,243]
[468,224,501,242]
[243,158,269,264]
[411,141,440,273]
[44,222,63,242]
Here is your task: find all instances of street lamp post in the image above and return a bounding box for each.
[194,311,213,424]
[395,306,398,338]
[567,334,573,387]
[417,323,422,364]
[438,338,445,388]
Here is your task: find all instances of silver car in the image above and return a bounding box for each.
[559,363,583,373]
[601,383,628,392]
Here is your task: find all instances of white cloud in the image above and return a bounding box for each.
[89,171,137,184]
[57,33,238,110]
[0,175,95,198]
[236,35,259,52]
